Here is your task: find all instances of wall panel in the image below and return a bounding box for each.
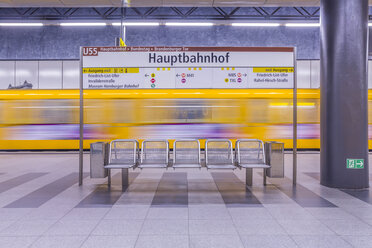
[0,61,15,89]
[15,61,38,89]
[310,60,320,88]
[62,60,80,89]
[39,61,62,89]
[297,60,311,88]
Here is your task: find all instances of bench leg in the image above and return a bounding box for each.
[246,168,253,187]
[263,168,267,186]
[107,169,111,187]
[122,168,129,190]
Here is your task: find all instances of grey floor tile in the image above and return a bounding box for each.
[77,173,140,208]
[189,205,231,220]
[0,208,33,220]
[135,235,189,248]
[277,219,334,235]
[5,173,86,208]
[76,185,124,208]
[45,220,100,236]
[0,173,47,194]
[211,172,262,206]
[266,205,315,220]
[189,220,237,235]
[30,235,87,248]
[0,236,38,248]
[151,172,188,207]
[234,219,286,235]
[188,181,224,205]
[240,235,297,248]
[0,220,16,232]
[190,234,244,248]
[81,235,137,248]
[322,219,372,235]
[340,188,372,205]
[305,207,358,220]
[22,206,71,220]
[0,220,56,236]
[140,220,188,235]
[104,205,149,220]
[341,235,372,248]
[269,178,336,207]
[188,192,225,205]
[62,208,109,220]
[115,179,160,206]
[228,207,273,220]
[362,218,372,226]
[291,235,352,248]
[92,219,143,236]
[344,206,372,219]
[249,185,293,205]
[146,207,188,219]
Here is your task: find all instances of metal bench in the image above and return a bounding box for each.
[173,139,201,169]
[205,139,236,170]
[236,139,269,186]
[138,139,169,168]
[104,139,139,188]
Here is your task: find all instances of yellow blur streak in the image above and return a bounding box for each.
[0,89,322,100]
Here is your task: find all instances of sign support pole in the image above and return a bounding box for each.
[79,48,84,186]
[293,47,298,186]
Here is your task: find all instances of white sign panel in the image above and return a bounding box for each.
[81,47,295,89]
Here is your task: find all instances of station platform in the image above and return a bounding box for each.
[0,152,371,248]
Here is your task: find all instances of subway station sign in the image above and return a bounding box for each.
[81,47,295,89]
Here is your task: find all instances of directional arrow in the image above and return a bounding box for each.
[176,74,180,77]
[243,73,248,77]
[145,74,149,77]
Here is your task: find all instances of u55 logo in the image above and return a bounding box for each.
[83,47,98,56]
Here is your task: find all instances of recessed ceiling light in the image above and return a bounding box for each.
[231,23,281,27]
[112,22,160,26]
[0,23,44,27]
[285,23,320,27]
[60,23,107,26]
[165,22,214,26]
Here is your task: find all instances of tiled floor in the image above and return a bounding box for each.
[0,152,372,247]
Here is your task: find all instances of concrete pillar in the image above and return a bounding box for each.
[320,0,369,189]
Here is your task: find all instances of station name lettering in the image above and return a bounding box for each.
[149,52,230,66]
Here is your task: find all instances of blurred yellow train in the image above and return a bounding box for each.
[0,88,370,150]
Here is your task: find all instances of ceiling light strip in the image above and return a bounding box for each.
[285,23,320,27]
[165,22,214,26]
[112,22,159,26]
[60,23,107,26]
[0,23,44,26]
[231,23,280,27]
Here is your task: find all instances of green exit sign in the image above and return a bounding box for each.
[346,159,364,169]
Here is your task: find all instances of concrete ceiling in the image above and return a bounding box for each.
[1,0,328,7]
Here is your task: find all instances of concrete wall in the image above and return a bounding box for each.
[0,26,320,60]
